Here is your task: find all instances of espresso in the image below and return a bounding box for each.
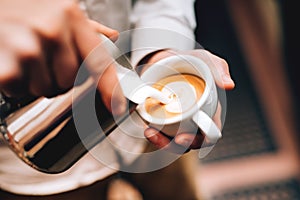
[144,74,205,119]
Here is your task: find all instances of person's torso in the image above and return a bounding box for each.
[79,0,132,31]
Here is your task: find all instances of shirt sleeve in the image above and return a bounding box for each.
[130,0,197,67]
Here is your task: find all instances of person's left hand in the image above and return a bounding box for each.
[138,49,235,153]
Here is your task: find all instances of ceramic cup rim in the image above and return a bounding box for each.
[136,55,214,125]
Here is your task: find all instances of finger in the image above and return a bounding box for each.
[88,20,119,42]
[0,50,25,97]
[97,64,127,116]
[207,52,235,89]
[73,17,108,60]
[144,128,189,154]
[17,32,53,97]
[26,55,53,97]
[0,23,41,96]
[72,18,123,113]
[191,50,235,90]
[212,101,222,129]
[49,32,79,95]
[174,132,205,149]
[144,128,172,149]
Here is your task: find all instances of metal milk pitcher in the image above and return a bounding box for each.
[0,55,141,174]
[0,86,136,173]
[0,35,170,174]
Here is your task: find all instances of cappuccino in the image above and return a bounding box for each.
[144,74,205,119]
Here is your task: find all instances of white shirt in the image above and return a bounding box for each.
[0,0,196,195]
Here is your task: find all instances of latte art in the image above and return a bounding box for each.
[144,74,205,119]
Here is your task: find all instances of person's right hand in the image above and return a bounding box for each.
[0,0,125,114]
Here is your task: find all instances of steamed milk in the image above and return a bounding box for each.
[145,74,205,119]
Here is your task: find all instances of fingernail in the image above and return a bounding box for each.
[145,129,158,142]
[222,74,234,83]
[176,138,192,147]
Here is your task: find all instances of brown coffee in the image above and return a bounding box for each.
[144,74,205,119]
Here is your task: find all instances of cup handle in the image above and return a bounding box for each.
[192,111,222,158]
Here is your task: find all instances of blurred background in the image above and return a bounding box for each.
[194,1,300,199]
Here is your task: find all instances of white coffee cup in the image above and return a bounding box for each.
[136,55,221,158]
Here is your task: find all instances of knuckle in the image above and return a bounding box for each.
[40,22,62,42]
[191,49,207,59]
[4,28,41,60]
[217,58,229,70]
[18,40,41,60]
[40,3,76,39]
[41,1,81,41]
[218,57,228,66]
[60,0,81,18]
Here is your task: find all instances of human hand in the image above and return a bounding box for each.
[0,0,125,114]
[139,49,235,153]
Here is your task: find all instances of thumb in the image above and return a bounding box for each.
[88,20,119,42]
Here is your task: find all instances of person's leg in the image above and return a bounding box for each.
[126,144,200,200]
[107,177,143,200]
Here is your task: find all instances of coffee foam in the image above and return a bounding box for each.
[162,81,197,113]
[144,74,205,119]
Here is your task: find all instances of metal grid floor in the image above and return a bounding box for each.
[202,86,277,163]
[212,179,300,200]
